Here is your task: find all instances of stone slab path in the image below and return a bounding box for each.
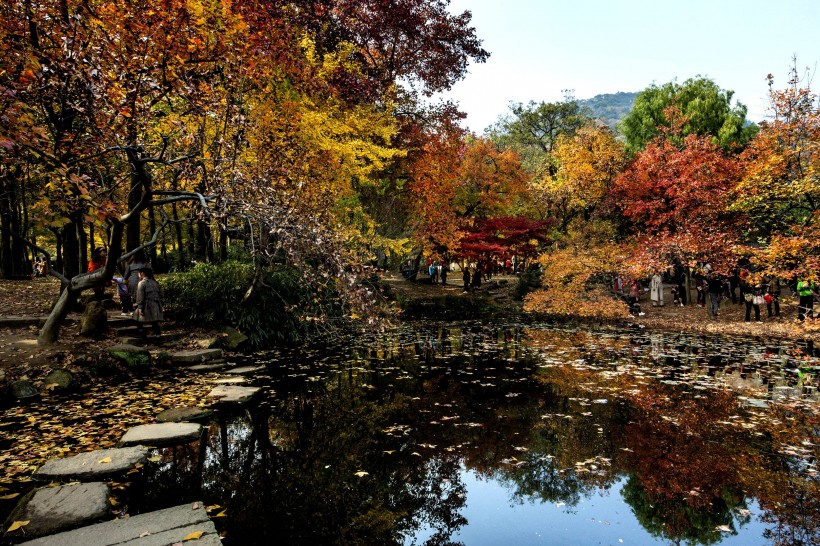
[21,502,221,546]
[155,407,213,423]
[188,363,227,373]
[170,349,223,364]
[223,365,265,375]
[210,376,248,384]
[13,482,110,538]
[207,385,261,405]
[34,447,148,481]
[119,423,202,448]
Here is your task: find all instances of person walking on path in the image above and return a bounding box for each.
[441,262,448,285]
[650,271,664,307]
[113,276,133,314]
[87,247,108,300]
[628,278,641,314]
[124,251,150,301]
[462,266,471,293]
[135,267,163,337]
[744,281,763,323]
[766,277,781,318]
[707,274,723,319]
[797,279,818,321]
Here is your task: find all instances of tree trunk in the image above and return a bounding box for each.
[39,222,125,345]
[218,224,228,262]
[148,204,157,265]
[61,221,80,279]
[173,202,185,269]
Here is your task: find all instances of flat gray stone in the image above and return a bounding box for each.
[35,447,148,481]
[119,423,202,448]
[223,365,265,375]
[21,502,221,545]
[207,385,261,405]
[187,363,227,373]
[210,376,248,385]
[156,407,213,423]
[11,482,109,538]
[170,349,223,364]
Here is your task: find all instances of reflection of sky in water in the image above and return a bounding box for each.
[412,472,769,546]
[138,321,816,545]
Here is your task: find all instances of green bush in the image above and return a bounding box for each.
[513,266,543,300]
[161,261,326,348]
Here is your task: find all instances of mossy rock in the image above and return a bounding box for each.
[106,344,152,371]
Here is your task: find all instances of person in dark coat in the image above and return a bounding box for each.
[135,267,163,337]
[462,267,471,293]
[707,274,723,319]
[124,250,150,299]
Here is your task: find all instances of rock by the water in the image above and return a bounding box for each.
[119,422,202,447]
[80,301,108,338]
[8,380,38,401]
[19,502,221,546]
[43,369,73,390]
[106,344,151,369]
[207,385,261,405]
[6,482,109,538]
[156,407,213,423]
[170,349,223,364]
[35,447,148,481]
[222,327,248,350]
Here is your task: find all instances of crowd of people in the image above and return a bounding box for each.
[616,263,819,323]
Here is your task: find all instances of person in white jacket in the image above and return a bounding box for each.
[650,272,664,307]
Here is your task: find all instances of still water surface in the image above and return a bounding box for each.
[140,321,819,546]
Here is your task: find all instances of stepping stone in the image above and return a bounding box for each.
[0,316,47,327]
[119,423,202,448]
[207,385,261,405]
[188,363,228,373]
[170,349,223,364]
[210,376,248,385]
[121,333,183,347]
[223,365,265,375]
[35,447,148,481]
[20,502,221,545]
[8,482,109,539]
[156,407,214,423]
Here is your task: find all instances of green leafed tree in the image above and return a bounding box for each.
[620,77,757,153]
[487,95,591,177]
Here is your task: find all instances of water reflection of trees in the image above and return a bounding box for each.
[529,327,820,546]
[142,323,820,546]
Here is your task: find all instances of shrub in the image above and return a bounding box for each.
[513,266,543,301]
[161,261,327,348]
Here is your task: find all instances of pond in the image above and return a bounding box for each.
[3,321,820,545]
[139,321,820,546]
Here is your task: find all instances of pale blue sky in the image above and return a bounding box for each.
[441,0,820,133]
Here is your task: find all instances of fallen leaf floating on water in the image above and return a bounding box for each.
[0,493,20,499]
[7,520,29,533]
[715,525,732,533]
[183,530,205,541]
[354,471,369,477]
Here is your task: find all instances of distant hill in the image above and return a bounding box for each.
[578,92,637,130]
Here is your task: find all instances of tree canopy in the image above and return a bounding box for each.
[620,77,757,153]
